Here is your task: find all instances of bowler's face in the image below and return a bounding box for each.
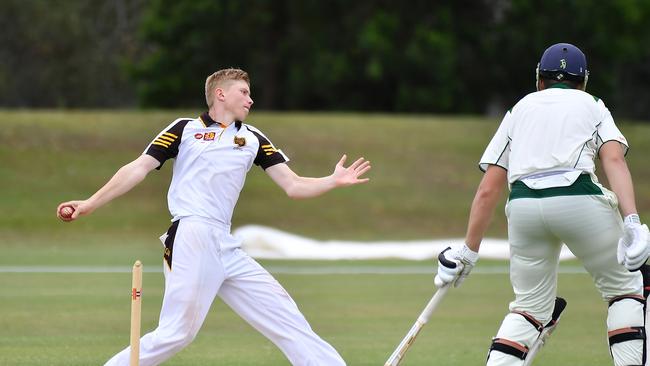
[224,80,253,121]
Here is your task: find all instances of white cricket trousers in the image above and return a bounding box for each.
[105,217,346,366]
[487,193,643,366]
[506,194,641,320]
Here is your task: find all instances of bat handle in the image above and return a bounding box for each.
[418,285,449,323]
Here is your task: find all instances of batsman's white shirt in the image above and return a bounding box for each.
[480,85,628,187]
[480,85,643,366]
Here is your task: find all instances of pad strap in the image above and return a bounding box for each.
[489,338,529,360]
[511,311,544,332]
[608,295,646,307]
[608,327,646,346]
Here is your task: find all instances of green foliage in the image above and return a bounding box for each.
[128,0,650,118]
[2,1,650,117]
[489,0,650,117]
[131,1,493,113]
[0,0,142,107]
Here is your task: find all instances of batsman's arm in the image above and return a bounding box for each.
[265,154,371,199]
[599,141,638,217]
[57,154,160,221]
[464,165,508,251]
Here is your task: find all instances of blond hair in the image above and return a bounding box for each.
[204,68,250,108]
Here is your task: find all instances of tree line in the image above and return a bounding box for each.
[2,0,649,119]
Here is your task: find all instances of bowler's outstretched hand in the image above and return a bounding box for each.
[332,154,371,187]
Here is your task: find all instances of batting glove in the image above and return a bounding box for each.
[434,244,479,288]
[617,214,650,271]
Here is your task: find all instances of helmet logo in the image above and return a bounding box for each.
[560,59,567,69]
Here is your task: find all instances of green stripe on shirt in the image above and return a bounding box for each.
[509,174,603,200]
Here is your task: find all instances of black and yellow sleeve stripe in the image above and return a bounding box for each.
[145,119,191,169]
[152,132,179,148]
[261,144,277,156]
[248,127,288,170]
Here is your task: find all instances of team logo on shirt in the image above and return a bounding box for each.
[234,136,246,147]
[194,132,217,142]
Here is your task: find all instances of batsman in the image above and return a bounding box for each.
[57,68,371,365]
[435,43,650,366]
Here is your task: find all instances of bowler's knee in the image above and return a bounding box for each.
[154,325,199,353]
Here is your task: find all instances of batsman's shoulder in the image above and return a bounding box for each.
[509,91,537,113]
[590,94,611,111]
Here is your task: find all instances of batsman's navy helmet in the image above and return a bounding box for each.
[536,43,589,88]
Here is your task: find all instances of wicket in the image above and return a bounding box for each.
[130,260,143,366]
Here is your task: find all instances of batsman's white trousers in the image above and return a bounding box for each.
[487,191,643,366]
[105,216,345,366]
[505,193,641,322]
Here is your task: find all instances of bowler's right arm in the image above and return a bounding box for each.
[57,154,160,221]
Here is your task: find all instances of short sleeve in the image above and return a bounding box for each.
[144,119,191,169]
[246,126,289,170]
[595,100,628,156]
[479,111,512,172]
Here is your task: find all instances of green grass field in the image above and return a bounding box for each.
[1,110,649,365]
[0,266,616,365]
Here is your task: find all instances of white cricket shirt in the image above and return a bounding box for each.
[144,112,289,224]
[480,85,628,187]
